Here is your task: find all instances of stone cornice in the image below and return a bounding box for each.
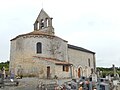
[10,31,68,42]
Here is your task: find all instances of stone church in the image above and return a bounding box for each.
[9,9,96,79]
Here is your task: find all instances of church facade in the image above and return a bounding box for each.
[9,9,96,79]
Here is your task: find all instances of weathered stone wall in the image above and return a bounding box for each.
[55,65,71,78]
[9,35,68,77]
[9,34,95,78]
[19,35,68,61]
[9,37,24,74]
[31,57,56,78]
[68,48,95,78]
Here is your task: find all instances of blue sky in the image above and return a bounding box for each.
[0,0,120,67]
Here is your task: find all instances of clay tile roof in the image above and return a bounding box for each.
[33,56,72,66]
[11,30,68,42]
[25,30,53,36]
[10,30,54,41]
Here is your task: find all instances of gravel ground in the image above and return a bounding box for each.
[0,77,71,90]
[1,78,120,90]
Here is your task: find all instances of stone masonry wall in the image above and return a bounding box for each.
[68,48,95,78]
[9,35,68,77]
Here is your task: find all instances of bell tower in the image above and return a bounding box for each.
[34,9,54,35]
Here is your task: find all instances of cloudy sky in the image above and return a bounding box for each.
[0,0,120,67]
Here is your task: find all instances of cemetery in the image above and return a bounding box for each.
[0,65,120,90]
[0,67,19,88]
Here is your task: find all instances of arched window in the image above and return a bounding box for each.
[36,42,42,53]
[40,19,44,29]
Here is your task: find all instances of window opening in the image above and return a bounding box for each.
[41,19,44,29]
[36,42,42,53]
[63,65,69,72]
[88,58,90,67]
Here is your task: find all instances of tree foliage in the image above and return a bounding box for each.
[97,67,120,77]
[0,61,9,71]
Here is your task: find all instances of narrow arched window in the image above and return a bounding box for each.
[40,19,44,29]
[36,42,42,53]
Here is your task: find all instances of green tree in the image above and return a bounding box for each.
[0,61,9,71]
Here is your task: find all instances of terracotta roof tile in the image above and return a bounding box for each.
[11,31,67,42]
[10,30,54,41]
[33,56,72,65]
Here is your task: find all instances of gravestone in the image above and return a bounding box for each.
[1,67,5,78]
[92,73,97,82]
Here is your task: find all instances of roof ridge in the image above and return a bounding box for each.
[68,44,95,54]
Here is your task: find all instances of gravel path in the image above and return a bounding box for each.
[0,77,71,90]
